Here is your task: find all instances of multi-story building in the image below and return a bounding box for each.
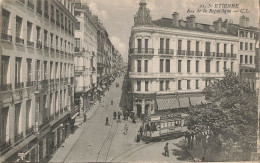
[74,1,98,113]
[228,16,259,90]
[0,0,77,162]
[128,0,239,118]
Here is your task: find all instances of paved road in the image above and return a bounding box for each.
[50,76,193,162]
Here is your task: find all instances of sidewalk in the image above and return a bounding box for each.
[49,92,107,162]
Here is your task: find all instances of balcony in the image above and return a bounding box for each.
[56,21,60,27]
[64,106,68,112]
[186,51,195,56]
[216,53,223,58]
[36,41,42,49]
[0,139,11,153]
[75,66,85,72]
[15,82,24,89]
[1,33,12,42]
[75,86,88,92]
[38,119,50,133]
[231,54,237,59]
[55,111,59,117]
[36,7,42,15]
[55,78,59,83]
[61,24,64,29]
[49,114,55,121]
[27,40,34,47]
[50,79,55,84]
[14,132,24,143]
[0,83,12,92]
[64,77,68,84]
[195,51,203,56]
[50,47,55,53]
[74,47,80,52]
[44,45,49,51]
[15,37,24,45]
[44,12,49,19]
[177,50,186,56]
[70,77,74,84]
[26,126,34,137]
[204,52,215,57]
[130,48,154,55]
[158,49,174,55]
[60,50,64,54]
[56,49,60,53]
[60,108,64,114]
[27,0,34,10]
[26,81,34,87]
[50,17,55,23]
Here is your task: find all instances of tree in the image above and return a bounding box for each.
[187,70,257,161]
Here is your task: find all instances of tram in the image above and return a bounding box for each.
[142,113,188,142]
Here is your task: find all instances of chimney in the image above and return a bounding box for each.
[246,17,250,27]
[186,15,196,28]
[222,19,228,29]
[239,15,246,27]
[213,18,222,32]
[172,12,179,27]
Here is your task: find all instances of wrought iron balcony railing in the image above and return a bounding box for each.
[36,7,42,15]
[50,17,55,23]
[26,81,34,87]
[44,45,49,51]
[158,49,174,55]
[44,13,49,19]
[0,83,12,92]
[50,47,55,53]
[27,40,34,47]
[36,41,42,49]
[16,37,24,45]
[1,33,12,42]
[14,132,24,143]
[56,21,60,27]
[26,126,34,137]
[195,51,203,56]
[130,48,154,54]
[231,54,237,58]
[0,139,11,153]
[177,50,186,56]
[74,47,80,52]
[15,82,24,89]
[186,51,195,56]
[56,49,60,53]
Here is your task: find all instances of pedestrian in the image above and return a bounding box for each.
[117,113,121,122]
[164,143,169,157]
[135,131,140,143]
[113,112,117,120]
[126,111,129,120]
[105,117,109,126]
[201,157,206,162]
[139,126,143,136]
[83,112,87,122]
[124,124,128,135]
[132,117,136,124]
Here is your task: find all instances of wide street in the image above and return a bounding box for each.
[50,76,193,162]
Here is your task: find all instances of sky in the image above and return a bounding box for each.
[81,0,259,62]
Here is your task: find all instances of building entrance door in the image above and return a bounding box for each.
[137,105,142,118]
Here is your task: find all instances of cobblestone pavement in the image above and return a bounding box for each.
[49,76,193,162]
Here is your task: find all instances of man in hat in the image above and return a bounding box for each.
[164,143,169,157]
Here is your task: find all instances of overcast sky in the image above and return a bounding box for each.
[81,0,259,62]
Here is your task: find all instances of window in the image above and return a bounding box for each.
[36,26,41,42]
[15,58,22,85]
[61,13,64,27]
[35,60,40,81]
[26,100,31,130]
[187,80,191,89]
[160,81,164,91]
[187,40,191,55]
[137,60,141,72]
[50,62,53,79]
[224,61,227,70]
[65,17,67,30]
[76,22,80,30]
[60,63,63,78]
[55,62,58,79]
[44,0,48,18]
[196,41,199,54]
[0,107,9,144]
[166,59,170,72]
[245,43,248,50]
[27,59,32,82]
[44,30,48,46]
[137,39,142,53]
[37,0,42,14]
[2,9,11,35]
[1,56,9,85]
[240,42,243,50]
[145,39,148,53]
[166,80,170,90]
[137,81,141,91]
[250,43,253,50]
[160,59,164,72]
[178,60,182,72]
[250,56,253,64]
[250,33,253,38]
[44,61,47,80]
[14,103,21,137]
[187,60,191,73]
[231,45,234,55]
[216,61,219,73]
[178,40,182,54]
[160,38,164,54]
[144,60,148,72]
[231,62,233,72]
[216,43,220,55]
[205,42,210,56]
[224,44,227,55]
[56,9,60,24]
[75,11,80,16]
[245,55,248,64]
[145,81,149,91]
[51,5,54,20]
[50,33,53,46]
[205,60,210,73]
[196,61,199,73]
[178,80,182,90]
[166,39,170,54]
[27,22,32,42]
[240,55,243,63]
[16,16,23,39]
[196,80,199,89]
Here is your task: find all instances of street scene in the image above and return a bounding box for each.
[0,0,260,162]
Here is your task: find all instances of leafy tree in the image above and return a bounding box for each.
[187,70,257,160]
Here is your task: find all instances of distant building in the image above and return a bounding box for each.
[128,0,240,118]
[0,0,77,162]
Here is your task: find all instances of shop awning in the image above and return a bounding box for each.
[190,96,207,106]
[178,97,190,108]
[156,96,180,110]
[0,135,37,162]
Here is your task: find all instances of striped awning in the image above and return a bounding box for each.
[179,97,190,108]
[156,96,180,110]
[190,96,207,106]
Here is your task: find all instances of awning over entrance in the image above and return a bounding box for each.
[156,96,179,110]
[190,96,207,105]
[179,97,190,108]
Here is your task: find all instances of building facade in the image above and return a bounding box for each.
[0,0,77,162]
[74,1,98,114]
[128,0,239,118]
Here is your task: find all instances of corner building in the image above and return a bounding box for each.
[0,0,77,162]
[128,0,239,118]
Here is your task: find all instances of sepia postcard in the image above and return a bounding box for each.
[0,0,259,162]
